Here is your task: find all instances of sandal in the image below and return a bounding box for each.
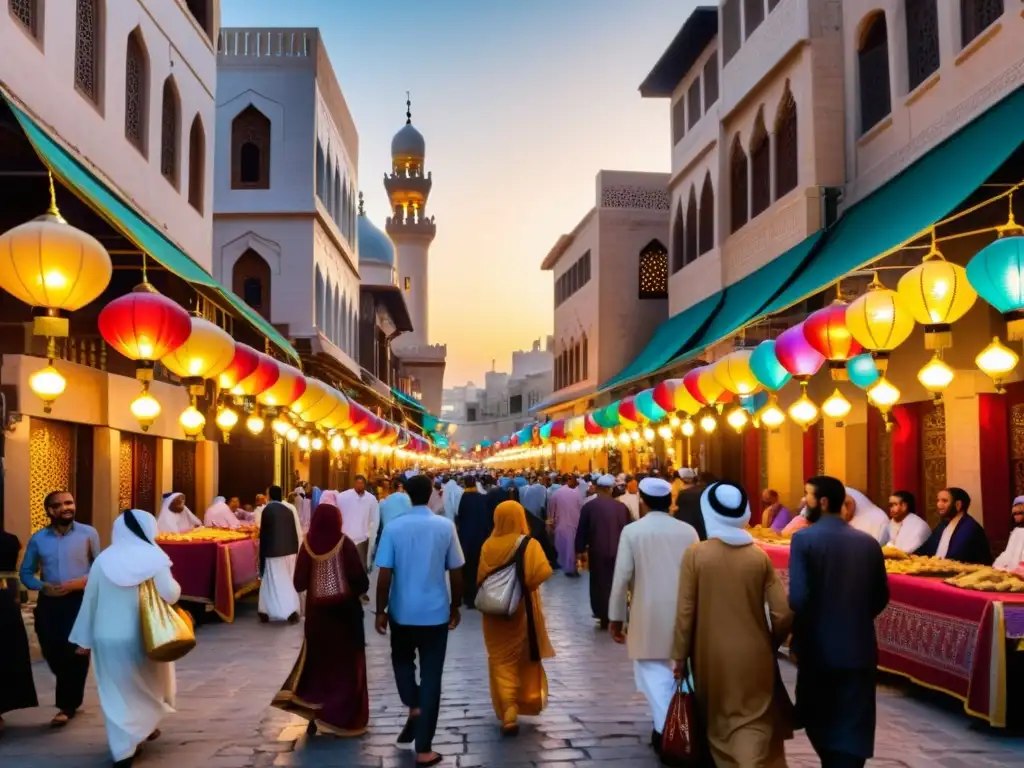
[50,712,71,728]
[416,754,444,767]
[147,729,161,741]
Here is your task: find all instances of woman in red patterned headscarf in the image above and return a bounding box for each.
[272,502,369,736]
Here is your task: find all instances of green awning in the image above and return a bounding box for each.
[6,98,299,362]
[391,387,428,414]
[760,85,1024,317]
[600,291,723,390]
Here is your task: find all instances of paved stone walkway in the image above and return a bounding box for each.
[2,573,1023,767]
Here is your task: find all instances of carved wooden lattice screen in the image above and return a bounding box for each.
[921,401,947,528]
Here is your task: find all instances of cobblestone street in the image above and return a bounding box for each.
[2,573,1023,767]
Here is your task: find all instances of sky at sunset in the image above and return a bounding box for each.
[221,0,700,387]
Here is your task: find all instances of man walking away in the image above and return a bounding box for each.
[375,474,465,767]
[790,475,889,768]
[575,475,631,629]
[19,490,100,727]
[673,468,706,539]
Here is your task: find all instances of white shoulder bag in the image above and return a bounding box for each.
[474,535,530,616]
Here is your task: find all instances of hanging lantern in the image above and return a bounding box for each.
[682,368,709,407]
[330,434,344,453]
[669,379,703,415]
[218,342,261,392]
[749,340,793,391]
[160,316,235,394]
[293,378,333,422]
[867,377,901,429]
[98,285,191,381]
[697,366,734,412]
[787,384,819,431]
[713,350,761,395]
[635,389,667,422]
[803,301,862,379]
[699,412,717,434]
[821,389,852,425]
[311,436,325,451]
[976,336,1019,392]
[257,362,307,409]
[215,405,239,442]
[178,404,206,440]
[726,405,749,431]
[897,245,977,350]
[232,352,280,398]
[845,274,916,372]
[652,379,679,412]
[286,427,300,443]
[618,397,641,426]
[583,414,603,436]
[681,418,696,437]
[965,202,1024,340]
[642,427,656,442]
[657,425,672,440]
[775,323,826,381]
[755,395,786,430]
[130,385,161,432]
[917,354,954,398]
[28,363,66,414]
[846,353,881,390]
[298,434,311,452]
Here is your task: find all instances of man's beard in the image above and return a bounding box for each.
[52,513,75,527]
[805,504,822,524]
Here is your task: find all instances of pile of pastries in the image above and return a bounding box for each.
[881,546,909,560]
[156,528,253,544]
[945,568,1024,593]
[749,526,790,545]
[884,555,983,577]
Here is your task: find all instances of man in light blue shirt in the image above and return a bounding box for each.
[19,490,100,726]
[375,474,465,765]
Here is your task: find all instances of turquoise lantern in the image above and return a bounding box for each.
[966,215,1024,340]
[740,391,769,415]
[749,340,792,391]
[539,422,553,442]
[846,353,881,389]
[634,388,667,422]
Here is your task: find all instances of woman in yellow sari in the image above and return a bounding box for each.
[478,500,555,735]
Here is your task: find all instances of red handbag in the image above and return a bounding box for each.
[660,677,702,766]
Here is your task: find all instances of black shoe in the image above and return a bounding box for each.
[258,612,269,623]
[306,720,318,736]
[397,715,418,748]
[598,619,609,630]
[287,612,300,624]
[650,729,662,754]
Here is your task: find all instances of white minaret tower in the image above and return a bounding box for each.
[385,94,435,349]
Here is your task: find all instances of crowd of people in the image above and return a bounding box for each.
[3,461,1024,767]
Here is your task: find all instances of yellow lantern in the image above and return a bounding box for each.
[160,316,235,393]
[286,427,300,443]
[298,434,311,451]
[130,385,161,432]
[246,413,265,435]
[726,406,749,431]
[897,245,977,350]
[976,336,1019,392]
[696,367,728,412]
[28,364,66,414]
[178,404,206,439]
[788,384,819,430]
[714,350,761,396]
[821,389,852,423]
[291,377,330,420]
[755,395,786,430]
[917,354,954,398]
[657,425,672,440]
[257,362,307,409]
[699,413,717,434]
[681,418,696,437]
[330,434,344,452]
[846,274,916,371]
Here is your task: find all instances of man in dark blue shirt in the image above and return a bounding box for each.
[20,490,100,727]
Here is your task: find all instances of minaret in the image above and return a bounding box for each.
[385,94,435,349]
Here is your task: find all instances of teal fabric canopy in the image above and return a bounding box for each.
[6,97,299,361]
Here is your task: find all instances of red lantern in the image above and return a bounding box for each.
[97,286,190,379]
[257,362,307,408]
[218,343,260,391]
[346,402,372,435]
[584,414,603,435]
[775,323,826,381]
[652,380,679,412]
[232,352,280,397]
[682,369,709,406]
[550,419,567,440]
[803,302,862,380]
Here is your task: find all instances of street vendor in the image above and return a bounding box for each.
[156,491,201,534]
[993,496,1024,572]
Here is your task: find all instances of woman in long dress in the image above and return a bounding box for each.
[69,510,181,767]
[478,500,555,735]
[0,526,37,734]
[273,502,370,736]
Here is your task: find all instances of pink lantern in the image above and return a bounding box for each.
[775,323,826,381]
[682,369,709,406]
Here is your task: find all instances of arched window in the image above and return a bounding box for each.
[333,285,341,347]
[639,239,669,300]
[749,111,770,217]
[231,105,271,189]
[12,0,41,39]
[858,12,891,135]
[315,141,326,201]
[348,182,356,240]
[554,349,562,390]
[314,266,325,331]
[774,87,798,199]
[75,0,101,104]
[334,165,342,231]
[160,78,180,187]
[698,173,715,254]
[185,0,212,41]
[906,0,939,91]
[961,0,1003,47]
[581,335,589,380]
[188,116,205,212]
[671,201,685,274]
[729,134,748,233]
[232,249,271,321]
[125,28,149,154]
[573,342,581,384]
[685,188,698,265]
[324,277,335,341]
[350,306,358,357]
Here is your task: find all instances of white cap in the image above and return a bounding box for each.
[596,474,616,488]
[678,468,697,481]
[638,477,672,497]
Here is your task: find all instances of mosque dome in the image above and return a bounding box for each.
[391,123,425,161]
[358,210,396,266]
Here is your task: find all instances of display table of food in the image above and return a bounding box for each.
[756,537,1024,727]
[156,528,260,623]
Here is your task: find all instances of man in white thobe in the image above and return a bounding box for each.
[258,485,303,623]
[442,475,463,522]
[609,477,700,755]
[844,487,890,545]
[619,476,641,521]
[156,491,201,534]
[886,490,932,553]
[203,497,240,530]
[339,474,379,570]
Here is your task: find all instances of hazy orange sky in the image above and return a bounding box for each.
[223,0,700,387]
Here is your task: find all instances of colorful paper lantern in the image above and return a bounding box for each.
[672,380,704,414]
[218,343,261,391]
[257,362,307,408]
[160,316,235,389]
[898,250,977,350]
[618,397,640,426]
[803,301,862,379]
[98,286,191,379]
[976,336,1019,392]
[682,368,709,406]
[584,414,604,435]
[846,274,915,370]
[749,341,792,392]
[232,352,280,397]
[774,323,825,381]
[965,216,1024,340]
[713,350,761,395]
[634,388,667,422]
[652,380,678,412]
[316,389,351,430]
[846,353,881,390]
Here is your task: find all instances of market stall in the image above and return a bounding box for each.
[758,541,1024,727]
[157,529,260,623]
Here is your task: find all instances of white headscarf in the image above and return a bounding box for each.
[845,487,889,544]
[204,499,240,529]
[156,491,201,533]
[96,509,172,588]
[700,482,754,546]
[318,490,340,509]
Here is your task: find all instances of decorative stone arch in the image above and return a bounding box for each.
[218,231,282,286]
[856,10,892,136]
[231,248,271,320]
[221,90,286,188]
[774,83,798,200]
[314,265,325,331]
[125,26,150,156]
[749,107,770,217]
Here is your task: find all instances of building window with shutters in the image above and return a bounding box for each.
[774,86,798,199]
[231,105,271,189]
[74,0,101,105]
[687,79,701,130]
[906,0,939,92]
[960,0,1003,48]
[722,0,741,64]
[638,240,669,300]
[671,202,685,274]
[699,174,715,255]
[703,52,719,108]
[858,12,891,135]
[685,189,698,265]
[582,336,588,380]
[749,111,770,218]
[188,116,205,212]
[125,29,149,154]
[730,135,748,233]
[10,0,40,39]
[671,97,686,145]
[160,78,179,188]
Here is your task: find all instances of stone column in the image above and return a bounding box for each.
[195,440,219,511]
[944,379,984,525]
[765,420,805,510]
[823,394,870,491]
[92,427,121,547]
[155,438,174,504]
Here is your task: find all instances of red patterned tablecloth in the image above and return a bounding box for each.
[158,539,260,623]
[759,542,1024,727]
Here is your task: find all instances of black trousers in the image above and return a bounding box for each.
[389,620,449,754]
[821,754,866,768]
[34,592,90,714]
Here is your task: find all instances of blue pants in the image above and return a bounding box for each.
[389,620,449,754]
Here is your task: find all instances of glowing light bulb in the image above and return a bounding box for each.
[821,389,852,422]
[29,364,66,413]
[976,337,1018,392]
[788,391,819,430]
[629,430,641,443]
[178,405,206,439]
[726,406,748,431]
[756,398,786,430]
[246,414,265,435]
[130,392,161,432]
[311,436,324,451]
[699,413,717,434]
[272,417,291,437]
[681,419,696,437]
[657,426,672,440]
[918,354,954,396]
[867,377,901,409]
[330,434,343,452]
[643,427,656,442]
[298,434,311,451]
[669,414,681,429]
[286,427,299,442]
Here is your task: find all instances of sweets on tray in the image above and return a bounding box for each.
[749,525,790,544]
[945,567,1024,593]
[156,528,253,543]
[881,546,909,560]
[884,555,983,577]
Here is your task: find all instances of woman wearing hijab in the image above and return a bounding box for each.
[994,496,1024,572]
[671,482,794,768]
[156,492,201,534]
[273,502,370,736]
[843,488,890,545]
[0,523,37,735]
[203,497,241,530]
[478,501,555,736]
[69,510,181,766]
